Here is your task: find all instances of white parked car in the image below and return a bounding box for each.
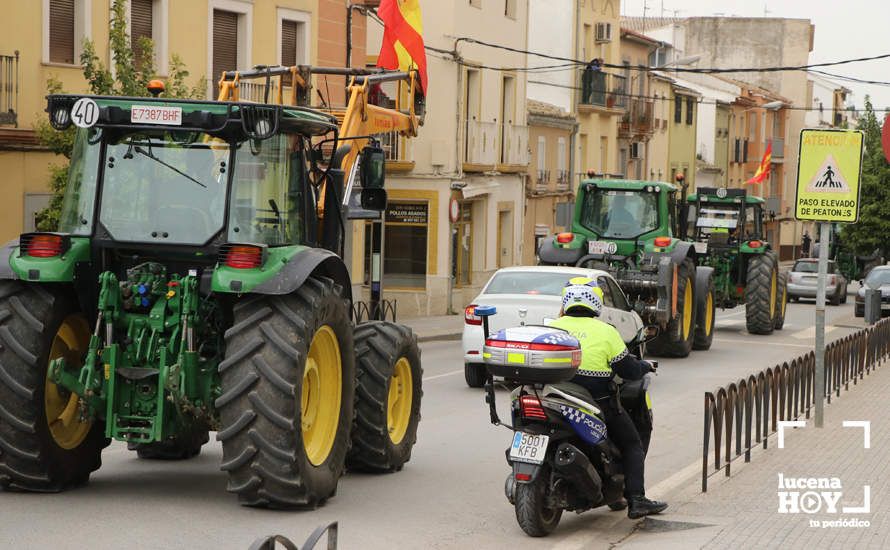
[462,266,645,387]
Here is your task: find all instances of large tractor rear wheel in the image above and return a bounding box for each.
[745,254,778,335]
[693,268,716,351]
[217,276,355,508]
[347,321,422,473]
[648,259,696,357]
[773,272,788,330]
[0,281,106,492]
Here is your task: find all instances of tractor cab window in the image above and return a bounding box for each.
[59,127,103,235]
[99,131,229,245]
[746,205,763,239]
[695,205,741,242]
[227,133,306,246]
[580,189,659,239]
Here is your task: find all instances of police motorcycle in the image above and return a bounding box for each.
[474,306,654,537]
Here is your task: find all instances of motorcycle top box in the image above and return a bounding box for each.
[483,326,581,383]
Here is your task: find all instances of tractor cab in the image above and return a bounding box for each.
[686,187,766,252]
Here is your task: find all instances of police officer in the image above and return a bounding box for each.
[549,278,668,519]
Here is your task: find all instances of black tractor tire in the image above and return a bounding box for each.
[0,281,106,492]
[648,258,696,357]
[692,267,716,351]
[745,253,779,335]
[773,272,788,330]
[855,303,864,317]
[216,276,355,508]
[515,468,562,537]
[346,321,422,473]
[841,285,848,304]
[464,363,486,388]
[129,426,209,460]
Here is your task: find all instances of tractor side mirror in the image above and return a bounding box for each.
[360,145,386,189]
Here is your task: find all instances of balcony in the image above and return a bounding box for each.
[579,69,626,114]
[499,123,529,170]
[534,169,550,193]
[555,169,571,191]
[464,119,497,170]
[377,129,414,171]
[619,99,655,137]
[0,52,19,126]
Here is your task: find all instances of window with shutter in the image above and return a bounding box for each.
[131,0,153,69]
[281,20,297,86]
[674,96,682,124]
[49,0,75,64]
[213,10,239,98]
[686,97,694,125]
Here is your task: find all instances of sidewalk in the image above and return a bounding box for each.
[400,314,464,343]
[616,361,890,549]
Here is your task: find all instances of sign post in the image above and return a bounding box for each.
[794,128,864,428]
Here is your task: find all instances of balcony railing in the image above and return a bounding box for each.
[556,169,570,191]
[619,99,655,136]
[0,52,19,126]
[580,69,626,110]
[535,169,550,192]
[377,129,413,164]
[501,123,529,166]
[464,119,498,166]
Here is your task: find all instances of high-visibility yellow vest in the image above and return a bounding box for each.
[548,316,628,378]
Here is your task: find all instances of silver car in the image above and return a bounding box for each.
[855,265,890,317]
[787,259,848,305]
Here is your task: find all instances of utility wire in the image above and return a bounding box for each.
[454,36,890,75]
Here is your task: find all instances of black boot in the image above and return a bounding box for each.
[608,498,627,511]
[627,496,668,519]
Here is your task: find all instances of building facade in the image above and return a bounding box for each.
[617,29,658,181]
[667,84,698,190]
[0,0,325,242]
[524,99,575,265]
[361,0,529,317]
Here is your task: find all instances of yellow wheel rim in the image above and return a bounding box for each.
[682,280,693,340]
[301,325,342,466]
[705,291,714,336]
[44,314,92,450]
[769,270,777,318]
[387,357,413,445]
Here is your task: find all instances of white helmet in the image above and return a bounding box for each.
[561,277,603,316]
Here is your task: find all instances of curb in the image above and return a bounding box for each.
[417,332,462,343]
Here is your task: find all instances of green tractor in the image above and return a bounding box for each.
[685,187,786,335]
[0,71,424,508]
[538,178,715,357]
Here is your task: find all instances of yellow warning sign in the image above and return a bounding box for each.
[795,129,864,222]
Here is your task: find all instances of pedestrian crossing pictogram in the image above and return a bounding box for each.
[806,154,850,193]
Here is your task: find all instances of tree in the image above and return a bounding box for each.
[35,0,203,231]
[839,97,890,258]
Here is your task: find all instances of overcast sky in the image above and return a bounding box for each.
[621,0,890,112]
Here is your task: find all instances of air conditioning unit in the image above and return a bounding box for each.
[595,22,612,43]
[630,142,642,159]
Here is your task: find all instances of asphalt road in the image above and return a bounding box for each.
[0,296,860,550]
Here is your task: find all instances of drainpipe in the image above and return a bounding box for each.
[447,43,464,316]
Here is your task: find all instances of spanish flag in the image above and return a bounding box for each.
[746,141,772,185]
[377,0,428,92]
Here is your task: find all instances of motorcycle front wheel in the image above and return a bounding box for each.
[514,467,562,536]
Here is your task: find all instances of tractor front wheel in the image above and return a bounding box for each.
[648,259,696,357]
[217,276,354,508]
[347,321,422,473]
[745,254,778,335]
[0,281,106,492]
